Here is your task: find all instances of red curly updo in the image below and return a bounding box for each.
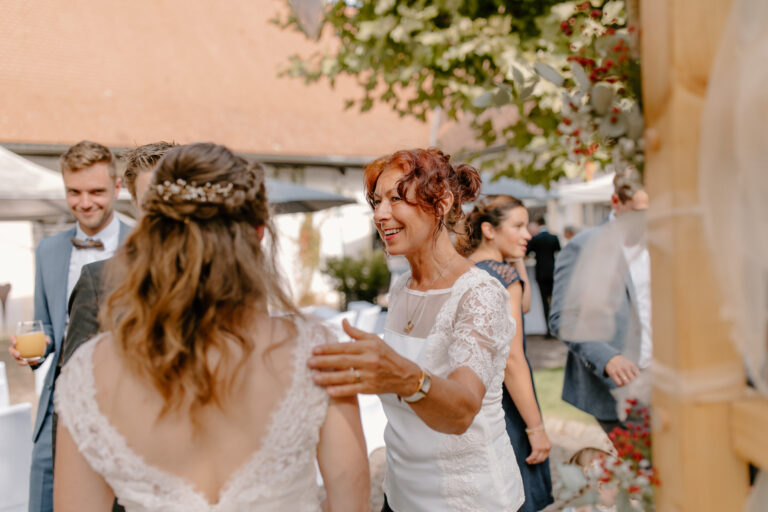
[364,148,482,238]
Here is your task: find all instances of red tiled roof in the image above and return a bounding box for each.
[0,0,431,158]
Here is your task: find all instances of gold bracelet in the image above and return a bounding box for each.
[410,369,426,396]
[525,424,546,435]
[398,368,425,402]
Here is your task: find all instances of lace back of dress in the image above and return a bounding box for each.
[54,318,330,511]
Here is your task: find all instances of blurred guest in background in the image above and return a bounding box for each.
[462,194,554,512]
[563,225,578,243]
[526,216,561,338]
[549,169,651,435]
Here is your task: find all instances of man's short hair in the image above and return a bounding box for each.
[613,167,644,204]
[121,142,177,199]
[60,141,116,177]
[535,215,547,226]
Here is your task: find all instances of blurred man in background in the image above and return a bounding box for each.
[526,216,561,337]
[549,169,651,434]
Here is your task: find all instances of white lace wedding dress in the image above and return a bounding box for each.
[380,267,525,511]
[54,316,330,511]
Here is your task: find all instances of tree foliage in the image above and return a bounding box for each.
[323,250,391,309]
[275,0,642,186]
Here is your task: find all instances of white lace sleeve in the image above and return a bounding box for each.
[449,279,515,390]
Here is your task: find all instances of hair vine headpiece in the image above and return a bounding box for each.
[153,178,234,203]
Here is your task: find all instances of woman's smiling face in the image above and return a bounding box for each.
[371,166,439,256]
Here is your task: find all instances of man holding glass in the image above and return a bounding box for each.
[8,141,129,512]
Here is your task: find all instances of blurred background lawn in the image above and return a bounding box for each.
[533,367,596,425]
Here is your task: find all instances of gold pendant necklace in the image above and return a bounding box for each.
[402,286,424,334]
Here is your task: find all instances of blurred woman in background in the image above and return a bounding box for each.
[462,194,554,512]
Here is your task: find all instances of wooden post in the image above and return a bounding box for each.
[641,0,751,510]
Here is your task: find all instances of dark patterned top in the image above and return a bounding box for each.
[474,260,524,290]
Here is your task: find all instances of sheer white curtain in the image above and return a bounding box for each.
[699,1,768,508]
[699,0,768,397]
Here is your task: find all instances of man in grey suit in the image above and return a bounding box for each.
[54,142,173,512]
[61,142,174,369]
[8,141,130,512]
[549,169,651,434]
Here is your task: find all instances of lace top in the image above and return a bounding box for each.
[380,267,525,511]
[54,316,330,512]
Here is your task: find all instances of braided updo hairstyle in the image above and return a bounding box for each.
[363,148,482,240]
[458,194,525,256]
[102,142,295,417]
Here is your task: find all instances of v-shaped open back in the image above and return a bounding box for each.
[55,315,331,511]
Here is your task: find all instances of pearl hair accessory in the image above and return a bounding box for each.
[153,179,234,203]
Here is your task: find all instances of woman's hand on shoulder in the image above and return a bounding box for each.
[307,320,421,398]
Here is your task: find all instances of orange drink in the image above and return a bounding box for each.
[16,320,46,361]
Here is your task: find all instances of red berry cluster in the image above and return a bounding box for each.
[560,19,575,36]
[595,402,662,503]
[565,41,630,84]
[607,402,655,473]
[571,143,600,156]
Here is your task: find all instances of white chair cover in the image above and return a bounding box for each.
[0,402,32,512]
[0,362,9,409]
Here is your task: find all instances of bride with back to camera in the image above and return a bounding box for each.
[308,148,525,511]
[53,143,370,511]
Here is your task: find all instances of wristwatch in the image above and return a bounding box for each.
[402,368,432,403]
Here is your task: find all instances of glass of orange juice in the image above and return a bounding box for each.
[16,320,46,362]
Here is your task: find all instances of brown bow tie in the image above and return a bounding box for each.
[71,237,104,250]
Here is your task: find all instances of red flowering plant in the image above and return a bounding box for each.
[554,401,659,511]
[537,0,644,178]
[278,0,643,185]
[467,0,644,181]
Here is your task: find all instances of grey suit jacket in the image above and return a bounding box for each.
[54,258,127,512]
[32,221,130,440]
[62,259,107,368]
[549,222,643,421]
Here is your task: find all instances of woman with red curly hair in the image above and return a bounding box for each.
[309,148,525,511]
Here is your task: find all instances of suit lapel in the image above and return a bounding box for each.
[51,227,76,351]
[624,269,638,308]
[117,220,131,243]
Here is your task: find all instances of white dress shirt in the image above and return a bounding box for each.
[622,242,653,369]
[67,215,120,302]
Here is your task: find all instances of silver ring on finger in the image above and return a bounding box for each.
[354,370,362,383]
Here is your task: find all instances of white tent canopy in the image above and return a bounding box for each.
[554,172,615,204]
[0,146,356,222]
[0,146,133,221]
[480,172,555,203]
